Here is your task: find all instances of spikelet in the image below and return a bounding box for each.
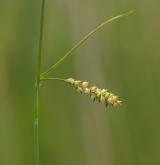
[65,78,122,108]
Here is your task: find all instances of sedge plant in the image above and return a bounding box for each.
[34,0,133,164]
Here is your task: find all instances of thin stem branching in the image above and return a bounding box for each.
[34,7,133,164]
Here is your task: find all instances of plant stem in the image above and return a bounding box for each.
[41,77,66,82]
[34,0,45,165]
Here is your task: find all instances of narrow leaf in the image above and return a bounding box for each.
[41,11,133,79]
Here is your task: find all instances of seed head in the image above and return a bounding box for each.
[65,78,122,108]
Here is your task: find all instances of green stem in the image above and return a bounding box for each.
[40,11,133,79]
[41,77,66,82]
[34,0,45,165]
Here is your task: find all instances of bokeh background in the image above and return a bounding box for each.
[0,0,160,165]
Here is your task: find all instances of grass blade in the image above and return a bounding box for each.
[40,11,133,79]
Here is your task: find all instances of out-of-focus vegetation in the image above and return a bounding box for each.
[0,0,160,165]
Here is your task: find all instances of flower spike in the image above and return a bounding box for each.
[66,78,122,108]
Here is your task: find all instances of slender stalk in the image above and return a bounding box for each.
[41,77,66,82]
[34,0,45,165]
[40,11,133,79]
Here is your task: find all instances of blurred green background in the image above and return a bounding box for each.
[0,0,160,165]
